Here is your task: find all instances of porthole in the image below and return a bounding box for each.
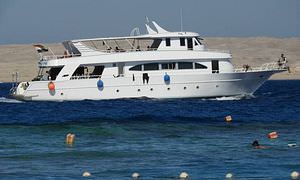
[137,89,141,92]
[216,85,219,88]
[196,86,199,89]
[61,92,64,95]
[116,89,119,92]
[150,88,153,91]
[184,87,187,90]
[167,87,170,90]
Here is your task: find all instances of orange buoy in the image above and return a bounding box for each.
[66,133,75,145]
[48,82,55,91]
[268,131,278,139]
[225,115,232,122]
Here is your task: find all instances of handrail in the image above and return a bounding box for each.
[234,61,287,72]
[41,48,231,61]
[70,74,102,80]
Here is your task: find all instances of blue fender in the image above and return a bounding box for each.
[97,79,104,90]
[164,74,170,84]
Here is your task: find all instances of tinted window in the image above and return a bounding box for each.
[178,62,193,69]
[196,37,203,45]
[195,63,207,69]
[180,38,185,46]
[49,67,63,80]
[150,39,162,49]
[212,60,219,73]
[91,66,105,75]
[129,65,142,71]
[162,63,176,70]
[166,38,171,46]
[144,63,159,71]
[187,38,193,50]
[72,66,84,76]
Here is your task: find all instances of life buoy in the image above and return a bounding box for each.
[48,82,55,91]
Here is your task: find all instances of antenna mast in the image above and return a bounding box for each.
[180,8,183,32]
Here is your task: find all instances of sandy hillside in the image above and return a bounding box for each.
[0,37,299,82]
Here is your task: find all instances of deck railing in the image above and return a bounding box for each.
[40,48,230,61]
[234,61,287,72]
[70,75,102,80]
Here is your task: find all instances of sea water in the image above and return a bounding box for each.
[0,81,299,179]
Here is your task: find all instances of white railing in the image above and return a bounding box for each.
[40,48,231,61]
[70,75,102,80]
[234,61,287,72]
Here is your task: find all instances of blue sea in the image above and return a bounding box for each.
[0,81,299,179]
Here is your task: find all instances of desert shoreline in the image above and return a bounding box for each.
[0,37,299,82]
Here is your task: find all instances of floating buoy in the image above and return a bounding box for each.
[291,171,299,179]
[225,115,232,122]
[97,79,104,90]
[179,172,189,179]
[225,173,233,179]
[48,82,55,91]
[164,73,170,83]
[66,133,75,145]
[131,172,140,179]
[82,171,91,177]
[268,131,278,139]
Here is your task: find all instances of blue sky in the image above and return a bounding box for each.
[0,0,299,44]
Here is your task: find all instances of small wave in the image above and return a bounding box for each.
[0,97,23,103]
[208,94,255,101]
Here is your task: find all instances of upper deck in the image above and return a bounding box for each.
[38,21,232,66]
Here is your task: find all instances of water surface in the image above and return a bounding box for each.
[0,81,299,179]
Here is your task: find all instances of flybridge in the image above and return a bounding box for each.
[66,21,205,55]
[72,21,201,42]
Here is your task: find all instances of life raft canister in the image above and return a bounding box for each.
[48,81,55,91]
[268,131,278,139]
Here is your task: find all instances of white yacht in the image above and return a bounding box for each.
[10,21,286,101]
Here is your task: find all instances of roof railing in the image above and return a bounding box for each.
[40,48,231,61]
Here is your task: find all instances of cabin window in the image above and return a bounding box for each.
[195,63,207,69]
[161,63,176,70]
[196,37,203,45]
[150,39,162,49]
[178,62,193,69]
[212,60,219,73]
[144,63,159,71]
[129,65,142,71]
[90,66,105,76]
[187,38,193,50]
[72,66,85,76]
[180,38,185,46]
[49,67,63,80]
[71,65,104,79]
[166,38,171,46]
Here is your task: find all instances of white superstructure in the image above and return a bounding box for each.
[10,21,286,101]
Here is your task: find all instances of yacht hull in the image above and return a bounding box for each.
[11,70,283,101]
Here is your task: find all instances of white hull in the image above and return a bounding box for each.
[13,70,279,101]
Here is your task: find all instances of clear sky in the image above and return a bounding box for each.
[0,0,299,44]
